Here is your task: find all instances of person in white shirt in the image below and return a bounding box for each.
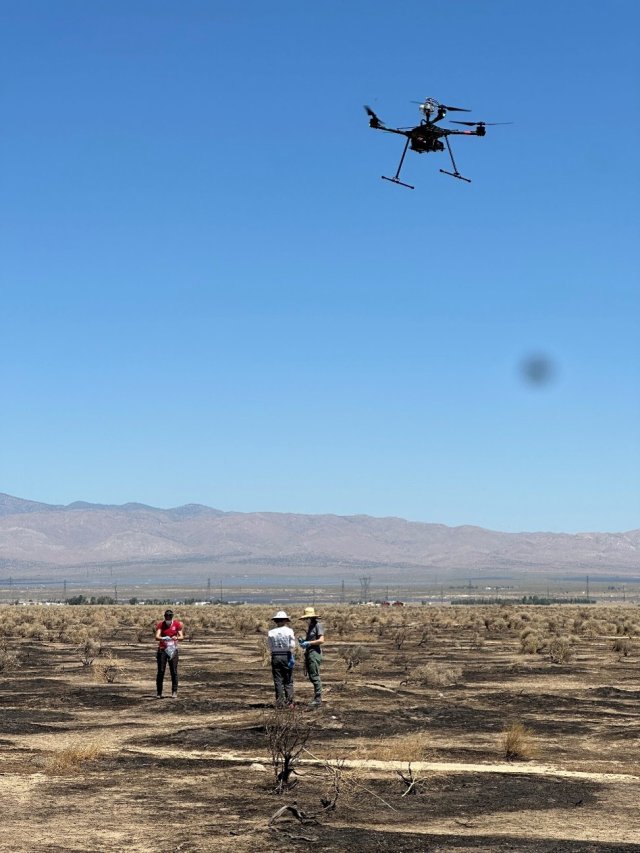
[267,610,296,707]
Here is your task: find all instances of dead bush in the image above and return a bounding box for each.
[392,629,407,650]
[263,708,311,792]
[331,614,354,638]
[92,651,125,683]
[416,626,432,647]
[77,638,102,667]
[501,723,537,761]
[337,645,371,671]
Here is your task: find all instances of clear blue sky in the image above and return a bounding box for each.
[1,1,638,533]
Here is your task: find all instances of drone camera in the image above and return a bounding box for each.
[476,125,486,137]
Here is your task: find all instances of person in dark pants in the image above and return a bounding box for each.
[267,610,296,708]
[154,609,184,698]
[298,607,325,707]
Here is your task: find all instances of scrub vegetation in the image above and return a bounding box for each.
[1,602,639,851]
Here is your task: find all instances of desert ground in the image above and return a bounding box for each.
[1,603,639,852]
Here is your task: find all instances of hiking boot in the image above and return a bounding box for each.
[156,694,163,699]
[309,698,322,708]
[171,691,178,699]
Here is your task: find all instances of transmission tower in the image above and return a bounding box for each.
[359,576,371,602]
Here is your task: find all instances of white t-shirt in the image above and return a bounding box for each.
[268,625,296,654]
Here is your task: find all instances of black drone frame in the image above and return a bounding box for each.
[366,102,492,189]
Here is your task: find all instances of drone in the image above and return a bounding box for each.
[364,97,510,188]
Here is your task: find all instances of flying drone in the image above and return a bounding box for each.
[364,97,510,188]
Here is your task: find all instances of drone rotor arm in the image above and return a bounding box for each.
[374,126,410,136]
[450,120,513,126]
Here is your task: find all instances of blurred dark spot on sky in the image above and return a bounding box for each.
[520,354,557,387]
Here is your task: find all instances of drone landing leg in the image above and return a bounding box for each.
[440,137,471,183]
[382,137,414,189]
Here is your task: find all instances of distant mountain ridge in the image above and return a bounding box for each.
[0,494,222,519]
[0,493,638,579]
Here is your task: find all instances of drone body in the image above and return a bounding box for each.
[365,97,509,188]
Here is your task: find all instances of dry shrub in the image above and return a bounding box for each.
[331,613,355,638]
[548,636,573,664]
[520,634,544,655]
[0,644,21,675]
[392,651,410,671]
[45,741,105,774]
[257,636,272,669]
[136,624,154,643]
[612,638,632,657]
[392,629,407,650]
[60,625,89,645]
[579,618,607,639]
[409,663,462,687]
[229,609,263,637]
[416,626,432,647]
[501,723,537,761]
[26,623,49,642]
[77,638,101,667]
[337,645,371,671]
[470,632,485,649]
[92,651,125,683]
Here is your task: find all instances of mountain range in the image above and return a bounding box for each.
[0,493,638,582]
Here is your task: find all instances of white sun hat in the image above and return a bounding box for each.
[272,610,290,621]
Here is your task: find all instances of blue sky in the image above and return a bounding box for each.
[1,1,638,532]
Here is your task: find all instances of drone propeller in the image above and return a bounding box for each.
[450,120,512,126]
[364,104,384,128]
[411,100,471,112]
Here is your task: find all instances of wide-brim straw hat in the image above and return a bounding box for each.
[299,607,320,619]
[272,610,290,621]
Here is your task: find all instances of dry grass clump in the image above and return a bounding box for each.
[92,651,126,683]
[408,662,462,687]
[45,741,106,774]
[501,722,537,761]
[357,732,430,762]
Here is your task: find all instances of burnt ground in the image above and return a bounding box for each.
[1,621,640,852]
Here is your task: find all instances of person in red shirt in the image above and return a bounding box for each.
[154,609,184,698]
